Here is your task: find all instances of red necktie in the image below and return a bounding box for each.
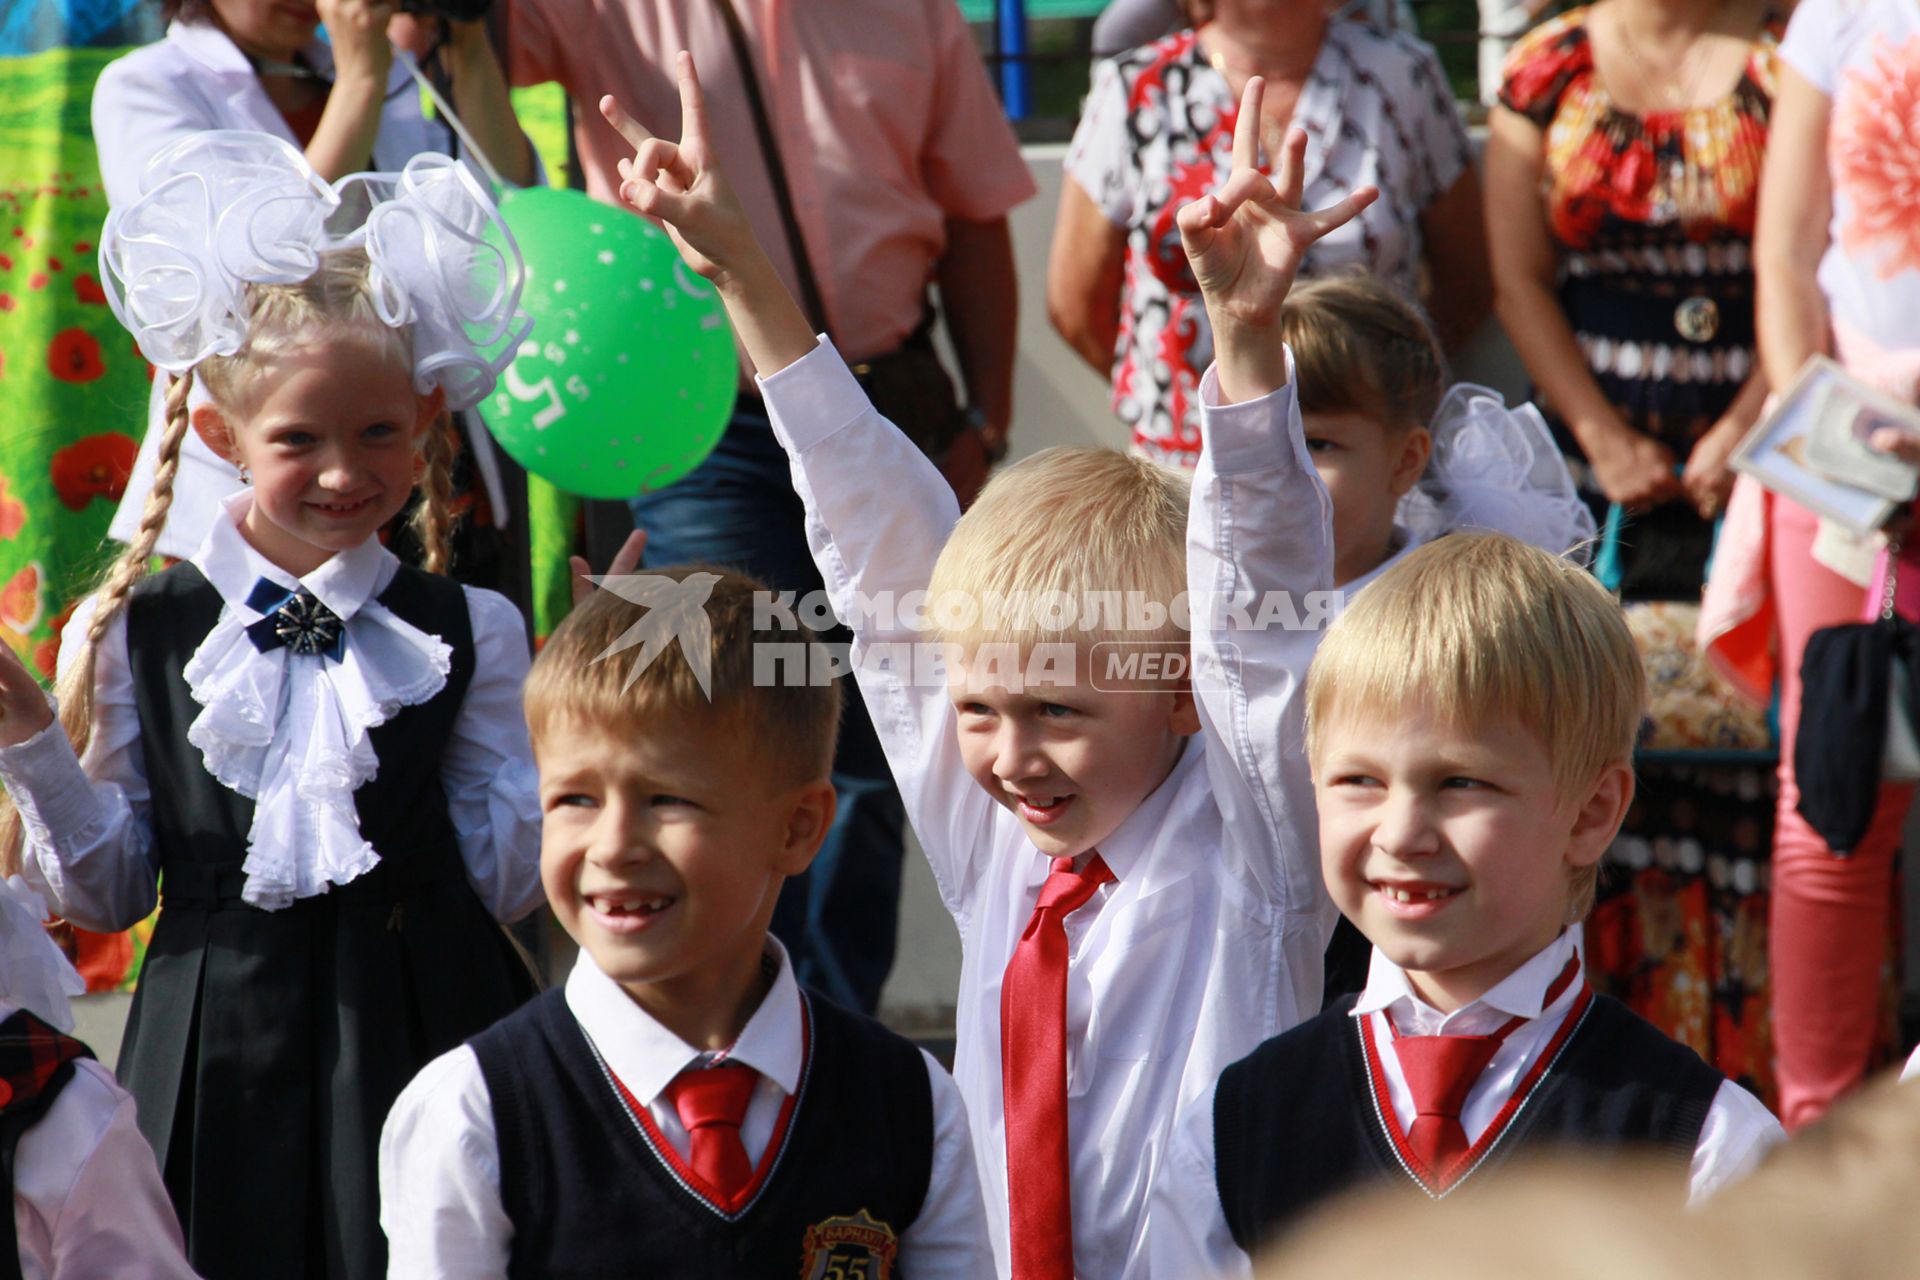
[1001,854,1113,1280]
[664,1063,760,1204]
[1391,957,1581,1183]
[1394,1032,1506,1177]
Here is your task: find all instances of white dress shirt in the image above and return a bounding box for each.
[759,339,1337,1279]
[0,494,544,931]
[92,20,520,559]
[0,1000,200,1280]
[379,942,989,1278]
[1150,927,1788,1279]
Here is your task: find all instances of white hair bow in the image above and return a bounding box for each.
[98,131,530,412]
[1398,384,1598,563]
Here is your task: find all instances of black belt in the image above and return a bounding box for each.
[1560,276,1755,349]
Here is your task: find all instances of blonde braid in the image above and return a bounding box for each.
[405,410,459,576]
[0,373,193,876]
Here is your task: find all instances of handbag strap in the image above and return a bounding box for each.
[711,0,832,338]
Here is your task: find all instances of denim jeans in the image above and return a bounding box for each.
[629,396,906,1014]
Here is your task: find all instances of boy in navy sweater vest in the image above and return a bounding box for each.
[378,573,989,1278]
[1150,533,1787,1276]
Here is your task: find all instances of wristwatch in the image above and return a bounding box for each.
[966,406,1010,465]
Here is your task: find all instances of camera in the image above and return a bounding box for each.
[398,0,493,21]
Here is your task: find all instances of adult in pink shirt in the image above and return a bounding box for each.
[507,0,1036,1013]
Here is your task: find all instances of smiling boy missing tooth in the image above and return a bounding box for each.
[1148,534,1785,1277]
[377,573,991,1277]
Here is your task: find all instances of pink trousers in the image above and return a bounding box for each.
[1768,496,1914,1130]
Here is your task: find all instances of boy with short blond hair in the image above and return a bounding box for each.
[602,54,1365,1277]
[378,572,991,1278]
[1149,534,1786,1278]
[924,445,1192,657]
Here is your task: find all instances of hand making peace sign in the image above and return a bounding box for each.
[598,52,820,379]
[1177,77,1379,403]
[599,52,761,290]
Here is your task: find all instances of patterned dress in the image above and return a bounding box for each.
[1066,23,1471,465]
[1500,8,1779,597]
[1501,8,1785,1108]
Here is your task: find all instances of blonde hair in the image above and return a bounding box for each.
[923,447,1189,657]
[1,249,455,875]
[1281,275,1447,431]
[524,568,843,785]
[1305,534,1643,919]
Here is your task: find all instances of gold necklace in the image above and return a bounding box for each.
[1614,11,1714,108]
[1199,28,1301,158]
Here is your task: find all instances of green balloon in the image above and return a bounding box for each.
[482,188,735,500]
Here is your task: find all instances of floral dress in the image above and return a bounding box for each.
[1501,6,1780,597]
[1066,23,1470,466]
[1501,8,1786,1108]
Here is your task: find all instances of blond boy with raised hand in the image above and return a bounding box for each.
[1149,534,1786,1278]
[602,54,1371,1278]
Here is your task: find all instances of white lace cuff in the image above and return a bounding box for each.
[0,717,112,856]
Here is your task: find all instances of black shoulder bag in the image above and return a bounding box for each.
[1794,542,1920,854]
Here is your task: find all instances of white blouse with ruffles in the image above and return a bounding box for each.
[0,493,544,931]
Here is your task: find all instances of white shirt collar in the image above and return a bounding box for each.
[1350,925,1585,1035]
[564,937,806,1109]
[192,491,396,622]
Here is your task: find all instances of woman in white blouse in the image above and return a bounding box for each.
[91,0,534,559]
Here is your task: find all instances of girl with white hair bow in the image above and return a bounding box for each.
[0,131,542,1280]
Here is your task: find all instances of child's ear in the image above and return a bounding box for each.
[1167,680,1201,737]
[1388,425,1433,499]
[1564,761,1634,869]
[414,385,447,437]
[772,779,838,876]
[191,403,239,465]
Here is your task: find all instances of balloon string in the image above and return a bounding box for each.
[399,50,511,196]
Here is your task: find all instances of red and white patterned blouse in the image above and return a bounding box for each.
[1065,22,1472,465]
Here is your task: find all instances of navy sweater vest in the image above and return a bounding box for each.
[1214,992,1725,1256]
[471,987,935,1279]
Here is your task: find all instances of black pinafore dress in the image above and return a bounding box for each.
[118,562,537,1280]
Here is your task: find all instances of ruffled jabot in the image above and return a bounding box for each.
[184,495,453,909]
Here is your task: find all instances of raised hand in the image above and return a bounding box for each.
[1176,76,1378,402]
[0,643,52,750]
[318,0,398,87]
[600,53,759,288]
[600,52,817,376]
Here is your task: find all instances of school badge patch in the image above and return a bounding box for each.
[799,1209,898,1279]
